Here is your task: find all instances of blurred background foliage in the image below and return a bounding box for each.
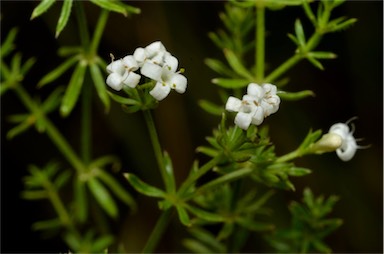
[1,1,382,252]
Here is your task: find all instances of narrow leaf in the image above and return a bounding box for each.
[163,151,176,194]
[38,55,78,88]
[32,218,61,231]
[6,120,34,139]
[288,167,312,176]
[74,179,88,223]
[21,190,48,200]
[87,178,118,218]
[30,0,56,20]
[294,19,306,47]
[330,18,358,32]
[89,0,140,16]
[186,205,226,223]
[0,28,18,58]
[55,0,73,38]
[92,235,115,253]
[198,100,223,116]
[107,91,140,105]
[204,58,237,77]
[307,56,324,70]
[98,170,137,212]
[212,78,248,89]
[90,64,110,112]
[60,62,86,117]
[223,48,253,80]
[177,206,191,226]
[124,173,165,198]
[236,217,274,231]
[308,51,337,59]
[278,90,315,101]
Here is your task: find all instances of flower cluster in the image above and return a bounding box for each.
[225,83,281,130]
[106,41,187,101]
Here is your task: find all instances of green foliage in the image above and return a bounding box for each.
[267,188,342,253]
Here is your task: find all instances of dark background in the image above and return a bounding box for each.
[1,1,382,253]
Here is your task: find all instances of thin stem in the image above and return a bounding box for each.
[14,85,86,173]
[275,148,302,163]
[255,6,265,81]
[81,81,92,165]
[178,155,222,196]
[142,208,174,253]
[90,9,109,55]
[265,54,301,83]
[142,110,170,192]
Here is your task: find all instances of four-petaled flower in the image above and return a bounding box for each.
[225,83,280,130]
[106,41,187,101]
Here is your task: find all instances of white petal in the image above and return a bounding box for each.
[247,83,264,99]
[122,72,141,88]
[336,136,358,161]
[145,41,166,58]
[262,83,277,95]
[149,82,171,101]
[106,59,124,74]
[168,73,187,93]
[150,51,165,65]
[122,55,139,71]
[106,73,123,91]
[225,97,242,112]
[329,123,349,138]
[141,62,163,81]
[251,107,264,125]
[133,47,147,65]
[234,112,253,130]
[164,52,178,72]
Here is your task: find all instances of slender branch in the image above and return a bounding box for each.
[142,110,171,192]
[142,208,174,253]
[275,148,302,163]
[255,6,265,81]
[75,1,90,52]
[265,54,301,83]
[14,85,86,173]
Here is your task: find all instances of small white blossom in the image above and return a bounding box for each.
[328,119,360,161]
[225,83,280,130]
[106,56,141,91]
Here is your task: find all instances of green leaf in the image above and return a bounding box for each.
[288,167,311,177]
[212,78,248,89]
[294,19,306,48]
[42,87,64,113]
[302,1,316,26]
[198,100,223,116]
[188,227,226,253]
[186,205,226,223]
[32,218,61,231]
[90,64,110,112]
[38,55,78,88]
[223,48,253,80]
[177,206,191,226]
[278,90,315,101]
[107,91,140,105]
[97,170,137,212]
[55,0,73,38]
[163,151,176,194]
[89,0,140,16]
[60,62,86,117]
[307,56,324,70]
[308,51,337,59]
[329,18,357,32]
[54,169,71,189]
[30,0,56,20]
[124,173,166,198]
[204,58,237,77]
[0,28,18,58]
[87,178,118,218]
[21,190,48,200]
[6,118,34,140]
[92,235,114,253]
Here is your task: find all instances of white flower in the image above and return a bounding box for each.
[225,83,280,130]
[106,56,141,91]
[141,62,187,101]
[328,119,360,161]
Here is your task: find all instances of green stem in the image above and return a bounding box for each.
[14,85,86,173]
[142,110,170,191]
[142,208,174,253]
[255,6,265,81]
[81,81,92,165]
[275,148,302,163]
[178,155,222,196]
[265,30,324,83]
[90,9,109,55]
